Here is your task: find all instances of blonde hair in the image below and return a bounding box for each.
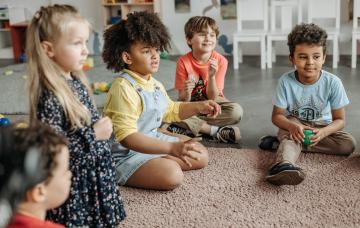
[26,4,92,130]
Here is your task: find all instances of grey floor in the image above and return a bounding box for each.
[2,55,360,149]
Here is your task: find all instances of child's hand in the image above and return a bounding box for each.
[197,100,221,117]
[170,137,204,167]
[93,116,113,140]
[287,122,311,144]
[309,128,325,147]
[184,78,195,95]
[208,58,218,78]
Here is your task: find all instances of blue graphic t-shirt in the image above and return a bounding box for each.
[273,70,349,124]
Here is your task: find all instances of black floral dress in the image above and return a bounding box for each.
[37,78,126,227]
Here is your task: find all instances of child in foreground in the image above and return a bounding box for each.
[6,123,70,228]
[26,4,126,226]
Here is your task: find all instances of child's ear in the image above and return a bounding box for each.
[186,38,192,47]
[26,183,47,203]
[288,54,294,64]
[122,52,132,65]
[41,41,55,58]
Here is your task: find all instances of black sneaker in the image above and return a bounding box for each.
[215,126,241,143]
[258,135,279,150]
[265,162,305,186]
[164,124,194,137]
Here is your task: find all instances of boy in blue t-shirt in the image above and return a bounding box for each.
[265,23,356,186]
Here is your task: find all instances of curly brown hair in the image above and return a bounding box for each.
[287,23,327,57]
[11,122,68,186]
[102,11,170,72]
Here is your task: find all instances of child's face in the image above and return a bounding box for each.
[289,43,326,84]
[124,42,160,77]
[187,26,217,54]
[47,20,90,76]
[44,145,72,209]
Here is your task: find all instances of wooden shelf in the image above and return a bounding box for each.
[102,0,157,25]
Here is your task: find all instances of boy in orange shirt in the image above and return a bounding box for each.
[166,16,243,143]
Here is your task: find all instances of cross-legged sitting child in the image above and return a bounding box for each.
[165,16,243,144]
[265,23,356,186]
[103,11,221,190]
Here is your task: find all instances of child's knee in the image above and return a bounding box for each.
[161,162,184,190]
[228,103,243,124]
[337,136,356,155]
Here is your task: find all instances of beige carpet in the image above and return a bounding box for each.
[119,148,360,227]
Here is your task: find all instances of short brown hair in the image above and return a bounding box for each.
[287,23,327,57]
[12,122,69,185]
[184,16,219,48]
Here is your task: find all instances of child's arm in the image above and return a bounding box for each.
[121,132,202,167]
[175,60,193,102]
[178,79,195,102]
[309,108,346,146]
[178,100,221,120]
[206,57,227,100]
[206,58,220,100]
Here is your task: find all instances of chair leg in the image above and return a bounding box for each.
[352,36,357,68]
[333,38,338,69]
[239,46,243,63]
[233,40,238,69]
[267,37,272,69]
[260,37,266,69]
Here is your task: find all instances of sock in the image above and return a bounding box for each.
[210,126,219,137]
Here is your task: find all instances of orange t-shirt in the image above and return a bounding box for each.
[174,51,228,101]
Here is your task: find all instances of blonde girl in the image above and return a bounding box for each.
[26,4,126,227]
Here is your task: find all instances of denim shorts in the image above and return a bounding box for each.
[112,132,179,185]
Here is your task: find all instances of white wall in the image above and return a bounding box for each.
[160,0,354,56]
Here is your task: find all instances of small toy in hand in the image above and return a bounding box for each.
[92,82,112,95]
[303,129,315,146]
[189,74,196,83]
[0,114,10,126]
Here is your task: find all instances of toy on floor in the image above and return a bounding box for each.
[3,70,13,76]
[160,51,168,59]
[92,81,112,95]
[82,57,94,71]
[0,114,10,126]
[16,122,28,129]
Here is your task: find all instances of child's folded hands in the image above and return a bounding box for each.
[170,137,204,167]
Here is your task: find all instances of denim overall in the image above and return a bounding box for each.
[112,72,178,185]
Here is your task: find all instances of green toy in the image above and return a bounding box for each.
[160,51,168,59]
[303,129,315,146]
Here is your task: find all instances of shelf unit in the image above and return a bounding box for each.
[102,0,158,26]
[0,6,12,59]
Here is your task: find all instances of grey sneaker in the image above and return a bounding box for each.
[266,163,305,186]
[215,126,241,143]
[164,124,194,137]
